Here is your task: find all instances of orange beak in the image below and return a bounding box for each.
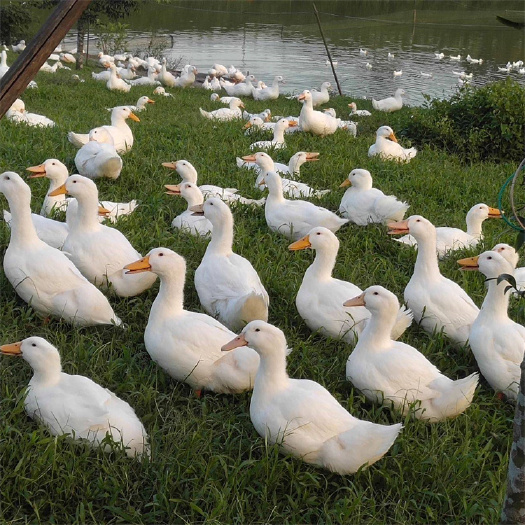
[48,183,67,197]
[221,333,248,351]
[98,206,111,216]
[288,120,298,127]
[339,179,351,188]
[457,256,479,271]
[165,184,181,195]
[162,161,177,170]
[128,112,140,122]
[305,152,319,161]
[147,98,155,104]
[288,235,311,251]
[190,204,204,216]
[243,122,252,130]
[26,164,47,178]
[387,220,409,235]
[124,255,151,274]
[343,293,366,307]
[0,341,22,355]
[298,94,306,101]
[241,155,257,162]
[488,207,502,218]
[389,132,398,143]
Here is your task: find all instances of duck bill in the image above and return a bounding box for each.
[124,255,151,274]
[162,161,177,170]
[165,184,181,195]
[190,204,204,216]
[221,333,248,351]
[288,120,298,127]
[458,256,479,271]
[98,206,111,216]
[297,93,306,101]
[488,207,502,219]
[389,132,398,143]
[147,98,155,104]
[26,164,47,178]
[128,112,140,122]
[288,235,311,251]
[48,183,67,197]
[339,179,351,188]
[264,114,272,122]
[241,154,256,162]
[1,341,22,356]
[305,152,319,161]
[343,293,366,307]
[387,220,409,235]
[243,122,252,130]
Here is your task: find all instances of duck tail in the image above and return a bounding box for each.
[68,131,89,148]
[239,292,269,324]
[391,304,413,340]
[375,196,409,224]
[429,373,479,419]
[199,108,212,119]
[371,99,379,110]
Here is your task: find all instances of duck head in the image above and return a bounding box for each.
[340,169,373,189]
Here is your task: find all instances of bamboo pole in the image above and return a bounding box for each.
[312,3,342,96]
[0,0,93,119]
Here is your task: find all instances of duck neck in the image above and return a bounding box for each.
[481,277,510,321]
[307,245,337,281]
[43,177,67,216]
[273,124,286,142]
[184,192,203,210]
[152,271,185,317]
[7,191,40,245]
[30,356,62,386]
[288,156,303,177]
[465,213,483,237]
[208,213,234,256]
[254,351,289,391]
[267,181,285,203]
[358,307,396,349]
[69,193,101,233]
[413,231,440,280]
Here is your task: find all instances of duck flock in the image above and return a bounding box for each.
[1,43,524,482]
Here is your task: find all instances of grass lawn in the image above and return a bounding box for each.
[0,58,522,524]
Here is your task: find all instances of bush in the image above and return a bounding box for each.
[402,78,525,163]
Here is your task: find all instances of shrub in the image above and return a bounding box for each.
[402,78,525,163]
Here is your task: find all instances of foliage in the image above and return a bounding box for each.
[401,78,525,164]
[0,60,520,523]
[0,1,32,45]
[94,22,131,55]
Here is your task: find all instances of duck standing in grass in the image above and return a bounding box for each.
[263,171,348,240]
[339,169,409,225]
[345,286,479,421]
[289,227,413,345]
[1,337,149,458]
[124,248,260,395]
[222,320,402,474]
[458,251,525,401]
[389,216,479,346]
[0,172,121,326]
[193,198,269,331]
[51,175,157,297]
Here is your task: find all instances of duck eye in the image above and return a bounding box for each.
[31,343,36,347]
[316,232,321,235]
[488,256,492,260]
[416,219,421,222]
[159,253,164,257]
[373,292,379,295]
[210,202,214,206]
[5,176,10,180]
[255,328,260,332]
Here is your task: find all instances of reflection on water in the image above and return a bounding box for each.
[78,1,525,104]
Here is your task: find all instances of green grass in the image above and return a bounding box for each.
[0,58,521,524]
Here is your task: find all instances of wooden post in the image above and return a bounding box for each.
[312,3,342,96]
[0,0,93,119]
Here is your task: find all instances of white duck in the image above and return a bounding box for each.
[222,321,402,474]
[116,63,136,80]
[157,58,176,87]
[240,151,329,199]
[128,95,155,112]
[348,102,371,117]
[0,172,121,326]
[124,248,260,395]
[263,171,348,240]
[310,82,331,107]
[27,158,135,223]
[222,75,256,97]
[237,150,317,178]
[193,198,269,331]
[162,159,264,206]
[371,88,405,112]
[106,64,131,92]
[388,216,479,346]
[52,175,157,297]
[211,93,238,105]
[12,40,26,53]
[174,65,197,88]
[6,99,55,128]
[458,251,525,401]
[289,227,412,345]
[68,105,140,153]
[165,182,213,236]
[249,118,292,150]
[127,66,160,86]
[243,116,273,134]
[368,126,417,162]
[321,108,358,136]
[153,86,173,97]
[492,243,525,295]
[1,337,149,458]
[298,90,339,137]
[199,98,244,121]
[74,127,123,180]
[339,169,409,225]
[252,75,284,101]
[92,68,111,81]
[395,203,502,258]
[345,286,478,421]
[0,50,9,78]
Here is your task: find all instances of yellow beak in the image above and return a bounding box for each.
[339,179,351,188]
[288,235,311,251]
[162,161,177,170]
[387,220,409,235]
[389,132,398,143]
[98,206,111,216]
[457,256,479,271]
[488,207,502,218]
[165,184,181,195]
[48,183,67,197]
[1,341,22,355]
[128,112,140,122]
[241,154,256,162]
[343,293,366,307]
[27,164,47,178]
[124,255,151,274]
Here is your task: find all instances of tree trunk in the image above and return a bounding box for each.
[500,358,525,524]
[76,17,86,70]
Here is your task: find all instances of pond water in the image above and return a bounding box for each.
[65,0,524,105]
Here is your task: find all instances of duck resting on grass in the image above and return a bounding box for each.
[124,248,260,395]
[345,286,478,421]
[1,337,149,458]
[222,320,402,475]
[199,98,244,121]
[368,126,417,162]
